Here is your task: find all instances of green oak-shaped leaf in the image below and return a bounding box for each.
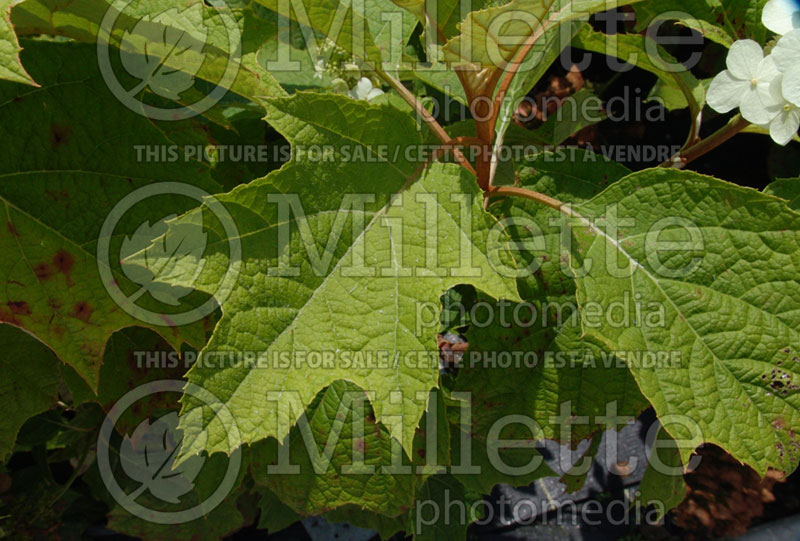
[0,42,222,388]
[571,23,705,114]
[410,473,483,540]
[251,381,433,517]
[0,324,60,461]
[451,150,647,487]
[255,485,301,534]
[105,449,249,541]
[458,318,650,447]
[128,93,521,462]
[0,0,35,85]
[564,169,800,475]
[441,0,643,67]
[765,178,800,210]
[253,0,416,64]
[11,0,286,113]
[250,381,454,520]
[632,0,736,47]
[636,426,688,519]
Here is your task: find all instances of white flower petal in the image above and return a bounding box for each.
[741,86,780,124]
[764,76,789,121]
[707,71,747,113]
[726,40,764,80]
[782,65,800,106]
[762,0,800,35]
[756,56,783,104]
[769,74,784,100]
[757,55,781,82]
[366,88,385,101]
[769,107,800,145]
[772,30,800,72]
[350,77,373,100]
[357,77,373,91]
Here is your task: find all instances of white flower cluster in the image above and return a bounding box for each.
[707,0,800,145]
[312,38,385,102]
[332,76,385,101]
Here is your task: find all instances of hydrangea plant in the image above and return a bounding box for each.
[0,0,799,538]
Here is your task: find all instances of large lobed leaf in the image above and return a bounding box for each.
[128,92,522,463]
[11,0,286,114]
[564,169,800,475]
[0,42,222,388]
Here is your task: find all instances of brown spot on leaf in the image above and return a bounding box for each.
[79,341,101,358]
[34,262,53,281]
[53,249,75,276]
[45,189,70,204]
[7,301,30,315]
[6,222,19,237]
[0,307,18,324]
[50,124,72,149]
[72,301,93,322]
